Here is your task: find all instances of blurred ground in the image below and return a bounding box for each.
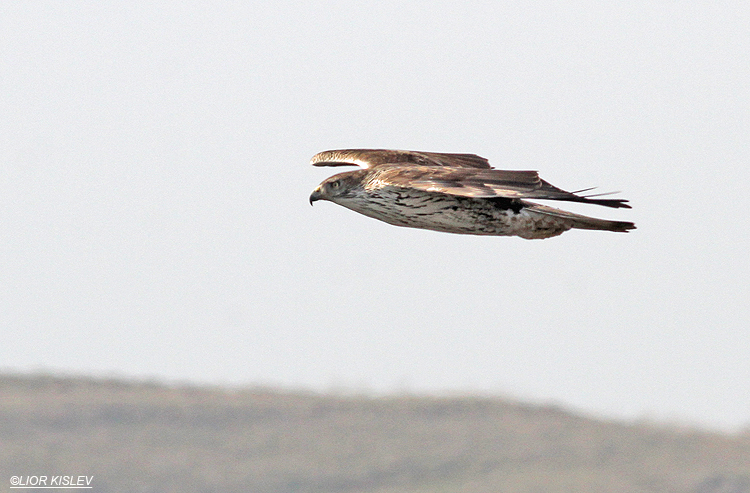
[1,374,748,493]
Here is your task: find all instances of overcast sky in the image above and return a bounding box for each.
[2,1,748,431]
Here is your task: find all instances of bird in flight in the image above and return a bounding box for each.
[309,149,635,239]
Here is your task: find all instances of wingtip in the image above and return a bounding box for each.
[586,198,632,209]
[310,149,371,168]
[309,150,334,166]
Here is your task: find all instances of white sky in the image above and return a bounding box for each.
[1,1,748,431]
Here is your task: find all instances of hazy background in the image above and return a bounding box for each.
[1,2,748,432]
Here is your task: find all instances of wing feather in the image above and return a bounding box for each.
[311,149,630,208]
[310,149,491,169]
[369,165,631,209]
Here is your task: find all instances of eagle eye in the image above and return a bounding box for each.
[329,180,341,190]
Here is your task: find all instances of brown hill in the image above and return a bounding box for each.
[0,374,748,493]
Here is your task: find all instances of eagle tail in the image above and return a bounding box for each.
[568,216,636,233]
[530,203,636,233]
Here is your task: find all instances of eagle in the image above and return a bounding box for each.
[309,149,635,239]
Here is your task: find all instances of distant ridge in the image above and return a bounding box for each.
[1,373,748,493]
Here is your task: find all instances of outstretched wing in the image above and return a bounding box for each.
[369,165,632,209]
[310,149,491,169]
[312,149,631,208]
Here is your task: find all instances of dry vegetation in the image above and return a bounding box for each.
[0,374,748,493]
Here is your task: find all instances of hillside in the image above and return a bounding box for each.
[0,374,748,493]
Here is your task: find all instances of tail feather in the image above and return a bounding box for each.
[529,203,636,233]
[569,216,635,232]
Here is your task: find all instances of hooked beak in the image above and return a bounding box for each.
[309,187,322,205]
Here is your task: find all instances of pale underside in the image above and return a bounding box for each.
[336,187,579,240]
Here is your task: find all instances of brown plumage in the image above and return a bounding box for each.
[309,149,635,239]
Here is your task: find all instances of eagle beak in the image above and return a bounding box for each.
[309,187,322,205]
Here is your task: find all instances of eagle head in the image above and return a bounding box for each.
[309,170,367,205]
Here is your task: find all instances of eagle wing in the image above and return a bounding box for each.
[311,149,630,208]
[370,165,632,209]
[310,149,491,169]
